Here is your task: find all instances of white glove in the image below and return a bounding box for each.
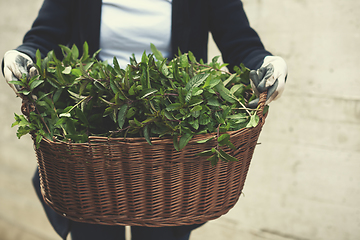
[3,50,38,96]
[248,56,288,107]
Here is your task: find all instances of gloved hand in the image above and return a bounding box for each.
[3,50,38,96]
[248,56,288,108]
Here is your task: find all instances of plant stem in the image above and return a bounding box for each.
[232,107,260,111]
[195,63,232,75]
[66,95,91,114]
[35,107,51,135]
[235,99,252,116]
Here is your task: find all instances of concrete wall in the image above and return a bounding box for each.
[0,0,359,240]
[0,0,61,239]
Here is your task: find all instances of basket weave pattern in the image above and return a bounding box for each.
[33,93,268,227]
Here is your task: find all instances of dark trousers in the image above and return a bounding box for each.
[71,221,191,240]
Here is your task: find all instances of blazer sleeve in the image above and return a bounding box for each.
[15,0,75,60]
[208,0,272,71]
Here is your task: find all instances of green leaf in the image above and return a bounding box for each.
[62,66,72,74]
[115,91,126,102]
[223,74,236,87]
[188,51,197,63]
[16,126,33,139]
[128,84,137,95]
[230,84,243,95]
[190,119,199,130]
[150,43,164,61]
[207,154,219,166]
[188,98,203,107]
[214,111,225,124]
[196,136,215,144]
[7,80,26,87]
[117,104,128,129]
[263,105,269,115]
[191,105,202,112]
[163,110,174,120]
[179,132,193,150]
[94,81,106,91]
[192,88,203,96]
[218,149,238,162]
[84,62,94,72]
[103,107,114,117]
[144,125,152,145]
[139,88,158,99]
[208,78,221,88]
[227,113,247,120]
[133,117,142,127]
[142,117,156,124]
[18,90,31,95]
[196,149,214,156]
[68,90,86,100]
[110,79,120,94]
[79,79,90,95]
[207,97,221,107]
[126,107,137,119]
[246,114,259,128]
[212,55,220,64]
[180,54,189,68]
[81,41,89,61]
[59,44,71,56]
[172,60,181,83]
[59,112,71,118]
[166,103,182,111]
[113,57,123,75]
[75,107,89,126]
[92,49,101,59]
[190,105,202,118]
[159,59,170,76]
[185,73,210,92]
[226,141,236,150]
[29,79,44,91]
[173,136,180,151]
[12,113,29,127]
[55,67,67,84]
[71,68,82,77]
[19,73,27,84]
[37,92,53,101]
[215,83,236,103]
[71,44,79,60]
[178,87,185,104]
[35,49,42,70]
[36,134,43,146]
[217,133,230,143]
[199,114,211,125]
[185,73,210,102]
[53,88,63,103]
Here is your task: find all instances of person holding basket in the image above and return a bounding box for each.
[2,0,287,239]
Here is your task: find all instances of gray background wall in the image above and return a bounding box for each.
[0,0,359,239]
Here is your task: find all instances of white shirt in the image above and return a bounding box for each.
[99,0,172,68]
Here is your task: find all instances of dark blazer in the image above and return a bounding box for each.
[16,0,271,71]
[15,0,272,239]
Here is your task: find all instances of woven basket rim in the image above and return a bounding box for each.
[40,125,253,145]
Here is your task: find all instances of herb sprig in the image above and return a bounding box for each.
[11,42,262,165]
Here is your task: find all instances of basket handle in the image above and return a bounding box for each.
[256,90,268,119]
[20,95,36,117]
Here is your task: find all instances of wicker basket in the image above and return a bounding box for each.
[30,92,268,227]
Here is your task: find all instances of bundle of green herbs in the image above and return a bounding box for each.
[11,43,264,165]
